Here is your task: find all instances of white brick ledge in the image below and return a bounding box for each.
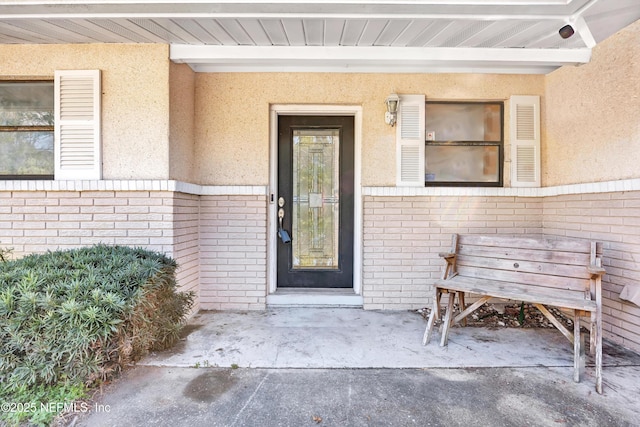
[363,178,640,197]
[0,180,268,196]
[2,179,640,197]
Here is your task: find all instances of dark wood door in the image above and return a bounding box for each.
[277,115,354,288]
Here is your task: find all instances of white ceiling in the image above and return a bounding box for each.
[0,0,639,74]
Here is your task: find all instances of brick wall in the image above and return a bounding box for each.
[362,195,543,309]
[543,191,640,353]
[0,190,175,254]
[171,193,200,308]
[0,189,201,306]
[1,188,269,312]
[199,195,268,310]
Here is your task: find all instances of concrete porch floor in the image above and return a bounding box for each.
[142,308,640,371]
[78,308,640,426]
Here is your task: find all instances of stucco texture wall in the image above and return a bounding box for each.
[169,63,196,182]
[544,20,640,186]
[0,43,171,180]
[194,73,544,186]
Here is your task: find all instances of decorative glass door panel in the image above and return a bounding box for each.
[277,116,354,288]
[292,129,340,270]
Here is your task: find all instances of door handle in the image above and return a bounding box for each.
[277,198,291,244]
[278,207,285,230]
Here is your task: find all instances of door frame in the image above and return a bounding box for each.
[268,104,363,295]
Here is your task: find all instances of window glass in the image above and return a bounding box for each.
[0,132,54,175]
[0,81,54,178]
[425,145,499,183]
[425,102,503,186]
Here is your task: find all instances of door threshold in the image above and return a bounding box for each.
[267,288,363,307]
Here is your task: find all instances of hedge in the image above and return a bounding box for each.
[0,245,194,425]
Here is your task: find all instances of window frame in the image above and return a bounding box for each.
[0,79,55,180]
[424,100,504,188]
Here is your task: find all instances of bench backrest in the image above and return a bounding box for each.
[451,234,602,298]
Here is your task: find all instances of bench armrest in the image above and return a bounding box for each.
[438,252,456,260]
[588,264,606,278]
[438,252,457,279]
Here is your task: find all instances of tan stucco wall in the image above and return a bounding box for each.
[194,73,544,186]
[544,20,640,186]
[0,43,171,179]
[169,63,196,182]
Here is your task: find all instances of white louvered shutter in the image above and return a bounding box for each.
[54,70,102,180]
[510,95,540,187]
[396,94,425,186]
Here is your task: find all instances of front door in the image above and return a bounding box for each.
[277,115,354,288]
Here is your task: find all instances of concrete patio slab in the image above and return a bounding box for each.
[142,308,639,372]
[74,308,640,427]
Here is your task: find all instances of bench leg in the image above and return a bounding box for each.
[423,290,442,345]
[458,291,467,326]
[573,310,585,383]
[595,308,603,394]
[434,290,442,321]
[423,301,437,345]
[590,312,596,356]
[440,293,456,347]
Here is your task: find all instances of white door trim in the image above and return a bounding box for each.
[268,104,363,296]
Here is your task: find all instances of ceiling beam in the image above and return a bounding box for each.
[170,44,592,74]
[171,44,592,63]
[187,63,564,74]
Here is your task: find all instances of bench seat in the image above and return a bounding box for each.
[434,276,598,312]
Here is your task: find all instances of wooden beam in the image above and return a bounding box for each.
[533,303,574,343]
[453,295,492,325]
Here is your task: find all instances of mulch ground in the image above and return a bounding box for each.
[417,302,578,330]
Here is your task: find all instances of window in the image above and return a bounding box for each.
[0,81,54,179]
[424,102,503,186]
[397,94,539,188]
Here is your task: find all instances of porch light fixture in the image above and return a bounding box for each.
[559,24,575,39]
[385,93,400,127]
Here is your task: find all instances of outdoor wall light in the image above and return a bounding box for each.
[559,24,575,39]
[384,93,400,127]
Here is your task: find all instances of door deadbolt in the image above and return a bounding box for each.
[278,197,285,207]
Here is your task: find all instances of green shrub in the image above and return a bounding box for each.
[0,245,194,426]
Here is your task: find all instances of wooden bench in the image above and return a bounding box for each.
[423,234,605,393]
